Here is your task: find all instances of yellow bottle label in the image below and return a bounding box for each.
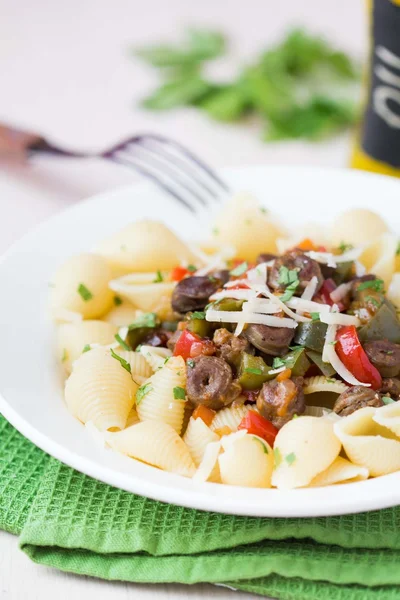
[351,0,400,176]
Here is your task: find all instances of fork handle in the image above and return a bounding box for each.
[0,124,48,162]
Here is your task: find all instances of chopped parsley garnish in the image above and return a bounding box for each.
[386,350,394,355]
[153,270,164,283]
[292,414,298,420]
[135,344,143,352]
[77,283,93,302]
[173,386,186,400]
[310,312,320,321]
[164,356,171,364]
[191,311,206,320]
[115,333,131,351]
[208,276,217,283]
[114,296,123,306]
[272,357,286,369]
[82,344,91,353]
[245,367,263,375]
[273,447,282,467]
[382,396,396,405]
[136,382,152,405]
[61,348,68,362]
[260,207,268,215]
[338,241,354,254]
[187,358,195,368]
[128,312,158,330]
[326,378,336,384]
[253,436,269,454]
[357,279,384,293]
[110,348,131,373]
[187,264,197,272]
[396,242,400,256]
[230,261,248,277]
[285,452,296,466]
[329,340,338,346]
[365,296,380,308]
[278,266,299,302]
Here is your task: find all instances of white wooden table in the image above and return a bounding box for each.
[0,0,365,597]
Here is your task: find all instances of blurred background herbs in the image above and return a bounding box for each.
[133,28,360,142]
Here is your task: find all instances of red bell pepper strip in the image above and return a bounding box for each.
[238,411,278,447]
[335,325,382,390]
[171,266,193,282]
[173,329,211,361]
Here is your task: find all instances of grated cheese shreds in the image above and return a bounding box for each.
[286,298,330,314]
[320,312,361,327]
[195,246,236,277]
[251,285,311,323]
[305,247,362,268]
[224,279,249,288]
[330,282,352,303]
[193,441,221,483]
[246,262,269,285]
[242,299,282,314]
[205,309,298,328]
[210,289,256,301]
[301,276,319,301]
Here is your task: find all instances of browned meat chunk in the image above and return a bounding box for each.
[171,276,220,313]
[257,253,277,264]
[257,376,305,428]
[213,327,251,367]
[364,340,400,377]
[167,330,181,353]
[268,249,323,293]
[380,378,400,398]
[186,355,241,410]
[333,385,383,417]
[244,323,294,356]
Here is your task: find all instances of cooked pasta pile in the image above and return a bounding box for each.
[50,195,400,489]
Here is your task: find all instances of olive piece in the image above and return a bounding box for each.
[257,376,305,429]
[364,340,400,377]
[244,324,294,356]
[186,355,240,410]
[171,276,219,313]
[268,249,323,293]
[333,385,383,417]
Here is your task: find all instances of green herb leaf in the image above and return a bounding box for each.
[187,358,195,368]
[280,281,299,303]
[329,340,338,346]
[338,241,354,254]
[128,312,158,330]
[292,414,298,419]
[153,270,164,283]
[365,296,381,308]
[245,367,263,375]
[272,357,286,369]
[114,296,123,306]
[386,350,394,355]
[326,378,336,384]
[110,348,132,373]
[82,344,91,354]
[383,396,396,405]
[200,85,248,122]
[135,344,143,353]
[357,279,384,293]
[285,452,296,466]
[230,261,248,277]
[187,264,197,272]
[273,447,282,467]
[396,242,400,256]
[260,207,268,215]
[191,311,206,320]
[173,386,186,400]
[115,334,131,351]
[252,436,269,454]
[77,283,93,302]
[142,77,212,110]
[136,382,153,405]
[278,266,299,302]
[310,312,320,321]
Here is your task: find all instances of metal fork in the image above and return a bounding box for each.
[0,124,230,213]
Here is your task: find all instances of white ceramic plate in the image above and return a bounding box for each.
[1,165,400,518]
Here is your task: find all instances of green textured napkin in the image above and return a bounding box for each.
[2,415,400,599]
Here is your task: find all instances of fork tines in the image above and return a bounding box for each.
[106,134,230,213]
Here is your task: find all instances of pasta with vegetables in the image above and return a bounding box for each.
[51,195,400,488]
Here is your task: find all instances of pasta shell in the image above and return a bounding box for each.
[125,407,140,428]
[115,351,152,379]
[271,417,341,489]
[373,402,400,437]
[210,403,249,433]
[104,302,142,327]
[109,273,176,314]
[358,232,397,288]
[331,209,388,248]
[136,356,186,434]
[107,420,196,478]
[303,376,348,396]
[65,347,137,431]
[140,345,172,371]
[183,417,220,466]
[388,273,400,310]
[50,253,114,319]
[334,407,400,476]
[308,456,369,487]
[218,434,274,488]
[57,320,117,374]
[96,220,194,276]
[193,441,222,483]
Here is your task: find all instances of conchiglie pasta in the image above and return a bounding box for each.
[109,273,175,316]
[136,356,186,434]
[210,403,249,433]
[103,302,142,327]
[96,220,194,276]
[106,420,196,478]
[50,253,114,319]
[308,456,369,487]
[303,376,348,396]
[219,433,274,488]
[334,407,400,477]
[358,233,397,288]
[193,441,222,483]
[126,407,140,427]
[330,208,388,248]
[388,273,400,309]
[65,347,137,431]
[115,351,153,379]
[373,402,400,437]
[140,345,172,371]
[212,192,282,261]
[271,417,341,489]
[183,417,220,466]
[56,320,117,374]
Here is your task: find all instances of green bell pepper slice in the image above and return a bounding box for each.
[294,321,328,353]
[238,353,275,390]
[358,303,400,344]
[280,347,311,377]
[306,350,336,377]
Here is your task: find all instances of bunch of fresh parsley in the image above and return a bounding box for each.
[133,28,360,141]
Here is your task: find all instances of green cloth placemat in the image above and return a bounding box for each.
[2,415,400,599]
